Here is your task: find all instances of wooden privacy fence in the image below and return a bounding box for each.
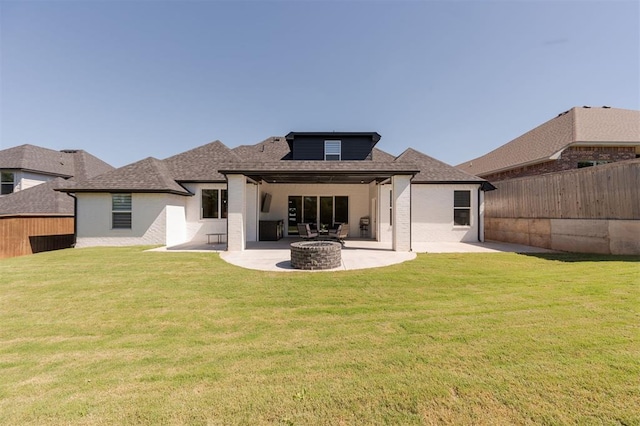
[484,159,639,254]
[485,159,640,220]
[0,215,74,259]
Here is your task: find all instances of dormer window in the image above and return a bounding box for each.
[324,140,341,161]
[1,171,15,195]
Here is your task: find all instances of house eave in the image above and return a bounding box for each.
[55,188,193,196]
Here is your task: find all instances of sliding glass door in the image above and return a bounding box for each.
[288,195,349,235]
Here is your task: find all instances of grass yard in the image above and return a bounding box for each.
[0,247,638,425]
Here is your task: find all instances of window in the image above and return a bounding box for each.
[112,194,132,229]
[577,160,610,168]
[1,171,14,195]
[324,140,341,161]
[454,190,471,226]
[202,189,227,219]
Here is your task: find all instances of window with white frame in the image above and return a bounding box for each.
[112,193,132,229]
[202,189,228,219]
[1,171,15,195]
[324,140,341,161]
[453,190,471,226]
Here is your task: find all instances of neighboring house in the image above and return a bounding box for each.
[0,145,114,258]
[457,106,640,182]
[57,132,495,252]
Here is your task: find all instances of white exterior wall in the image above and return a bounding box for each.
[258,182,371,237]
[182,183,227,244]
[411,183,480,243]
[13,171,55,192]
[75,192,187,247]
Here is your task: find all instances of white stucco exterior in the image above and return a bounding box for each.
[411,183,481,243]
[75,192,188,248]
[72,181,486,251]
[5,170,57,193]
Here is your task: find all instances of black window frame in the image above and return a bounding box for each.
[1,170,15,195]
[112,193,132,229]
[202,189,228,219]
[453,190,471,226]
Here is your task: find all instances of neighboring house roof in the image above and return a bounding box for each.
[0,178,74,215]
[395,148,485,183]
[59,157,191,195]
[164,140,241,182]
[457,106,640,177]
[0,144,113,179]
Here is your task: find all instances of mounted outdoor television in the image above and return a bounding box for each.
[261,193,272,213]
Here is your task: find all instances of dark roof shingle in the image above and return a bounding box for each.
[0,144,114,178]
[395,148,484,183]
[0,178,74,215]
[164,140,240,181]
[59,157,191,195]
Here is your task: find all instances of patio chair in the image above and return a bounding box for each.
[297,223,318,240]
[328,223,349,244]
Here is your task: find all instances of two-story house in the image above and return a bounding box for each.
[0,144,113,258]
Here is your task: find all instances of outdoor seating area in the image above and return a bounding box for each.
[295,223,349,244]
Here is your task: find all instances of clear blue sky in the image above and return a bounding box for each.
[1,0,638,168]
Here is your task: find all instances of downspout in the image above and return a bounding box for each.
[477,187,482,242]
[66,193,77,247]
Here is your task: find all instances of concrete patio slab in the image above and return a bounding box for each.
[149,238,555,272]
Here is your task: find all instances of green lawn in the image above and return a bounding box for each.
[1,247,638,425]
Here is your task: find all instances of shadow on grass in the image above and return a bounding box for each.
[520,252,640,263]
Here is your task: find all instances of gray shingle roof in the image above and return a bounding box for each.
[164,140,240,181]
[58,157,191,195]
[231,137,292,161]
[0,178,74,215]
[64,133,489,192]
[396,148,485,183]
[0,144,113,179]
[457,106,640,177]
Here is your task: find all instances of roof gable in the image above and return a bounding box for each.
[396,148,484,183]
[59,157,191,195]
[164,140,239,181]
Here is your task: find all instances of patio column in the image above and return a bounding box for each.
[392,174,411,252]
[227,174,246,251]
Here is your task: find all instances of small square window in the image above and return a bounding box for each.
[325,140,341,161]
[1,171,15,195]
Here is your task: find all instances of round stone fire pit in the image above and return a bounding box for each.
[290,241,342,270]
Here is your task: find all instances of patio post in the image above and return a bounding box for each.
[392,174,411,252]
[227,174,246,251]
